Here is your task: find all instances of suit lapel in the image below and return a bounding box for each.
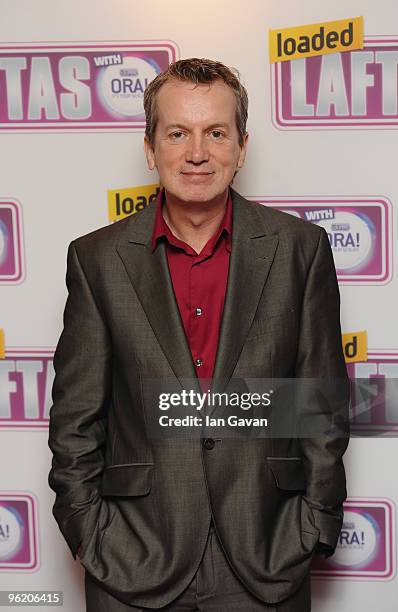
[116,202,198,387]
[212,190,278,391]
[115,190,278,391]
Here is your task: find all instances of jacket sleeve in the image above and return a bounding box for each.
[48,240,112,559]
[295,227,350,557]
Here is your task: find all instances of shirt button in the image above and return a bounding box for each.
[203,438,215,450]
[195,358,203,366]
[195,307,203,316]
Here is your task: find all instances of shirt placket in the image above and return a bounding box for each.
[190,253,207,377]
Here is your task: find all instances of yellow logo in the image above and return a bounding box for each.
[108,184,160,222]
[342,330,367,363]
[269,16,363,63]
[0,328,5,359]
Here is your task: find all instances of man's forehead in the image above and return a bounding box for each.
[157,78,234,103]
[155,79,236,120]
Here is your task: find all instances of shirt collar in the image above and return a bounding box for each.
[151,188,232,255]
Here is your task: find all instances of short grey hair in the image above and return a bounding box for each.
[143,57,248,147]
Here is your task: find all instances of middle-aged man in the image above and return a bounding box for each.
[48,58,349,611]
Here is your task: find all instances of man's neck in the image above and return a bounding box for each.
[162,189,229,254]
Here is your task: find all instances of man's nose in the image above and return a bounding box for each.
[185,134,209,163]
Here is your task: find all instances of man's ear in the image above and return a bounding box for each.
[237,132,249,169]
[144,136,156,171]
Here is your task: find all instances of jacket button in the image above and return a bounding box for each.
[203,438,215,450]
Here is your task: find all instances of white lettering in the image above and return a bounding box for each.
[59,56,91,119]
[227,416,268,427]
[378,363,398,423]
[43,360,55,419]
[352,363,377,423]
[291,58,314,116]
[376,51,398,115]
[93,54,122,67]
[28,57,59,120]
[351,51,374,115]
[0,362,16,418]
[316,54,349,116]
[15,360,43,418]
[0,57,26,119]
[305,209,334,221]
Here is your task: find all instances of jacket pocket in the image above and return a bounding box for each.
[100,463,153,497]
[266,457,306,491]
[267,458,320,541]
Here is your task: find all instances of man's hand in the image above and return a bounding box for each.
[315,541,335,558]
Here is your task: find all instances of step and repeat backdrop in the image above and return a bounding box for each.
[1,1,397,610]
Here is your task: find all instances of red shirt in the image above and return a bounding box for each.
[151,190,232,388]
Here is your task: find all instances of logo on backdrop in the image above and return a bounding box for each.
[0,42,177,131]
[0,199,25,284]
[271,37,398,128]
[347,351,398,435]
[269,17,363,63]
[0,493,39,571]
[312,498,395,580]
[0,350,53,429]
[342,330,367,363]
[252,197,392,284]
[108,184,160,222]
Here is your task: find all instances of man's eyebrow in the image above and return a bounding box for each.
[164,122,230,131]
[165,124,187,130]
[206,122,230,130]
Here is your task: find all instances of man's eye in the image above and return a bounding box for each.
[210,130,223,139]
[170,131,184,140]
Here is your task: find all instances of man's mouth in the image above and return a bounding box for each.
[181,171,214,180]
[181,171,213,175]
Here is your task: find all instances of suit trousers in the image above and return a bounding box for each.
[84,522,311,612]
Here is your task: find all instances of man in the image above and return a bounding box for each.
[48,58,349,611]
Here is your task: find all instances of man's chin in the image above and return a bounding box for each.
[164,186,229,205]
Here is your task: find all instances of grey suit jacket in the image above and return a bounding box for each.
[48,189,349,608]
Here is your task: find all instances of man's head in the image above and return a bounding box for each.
[143,58,249,206]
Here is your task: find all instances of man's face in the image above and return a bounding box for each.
[144,79,248,205]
